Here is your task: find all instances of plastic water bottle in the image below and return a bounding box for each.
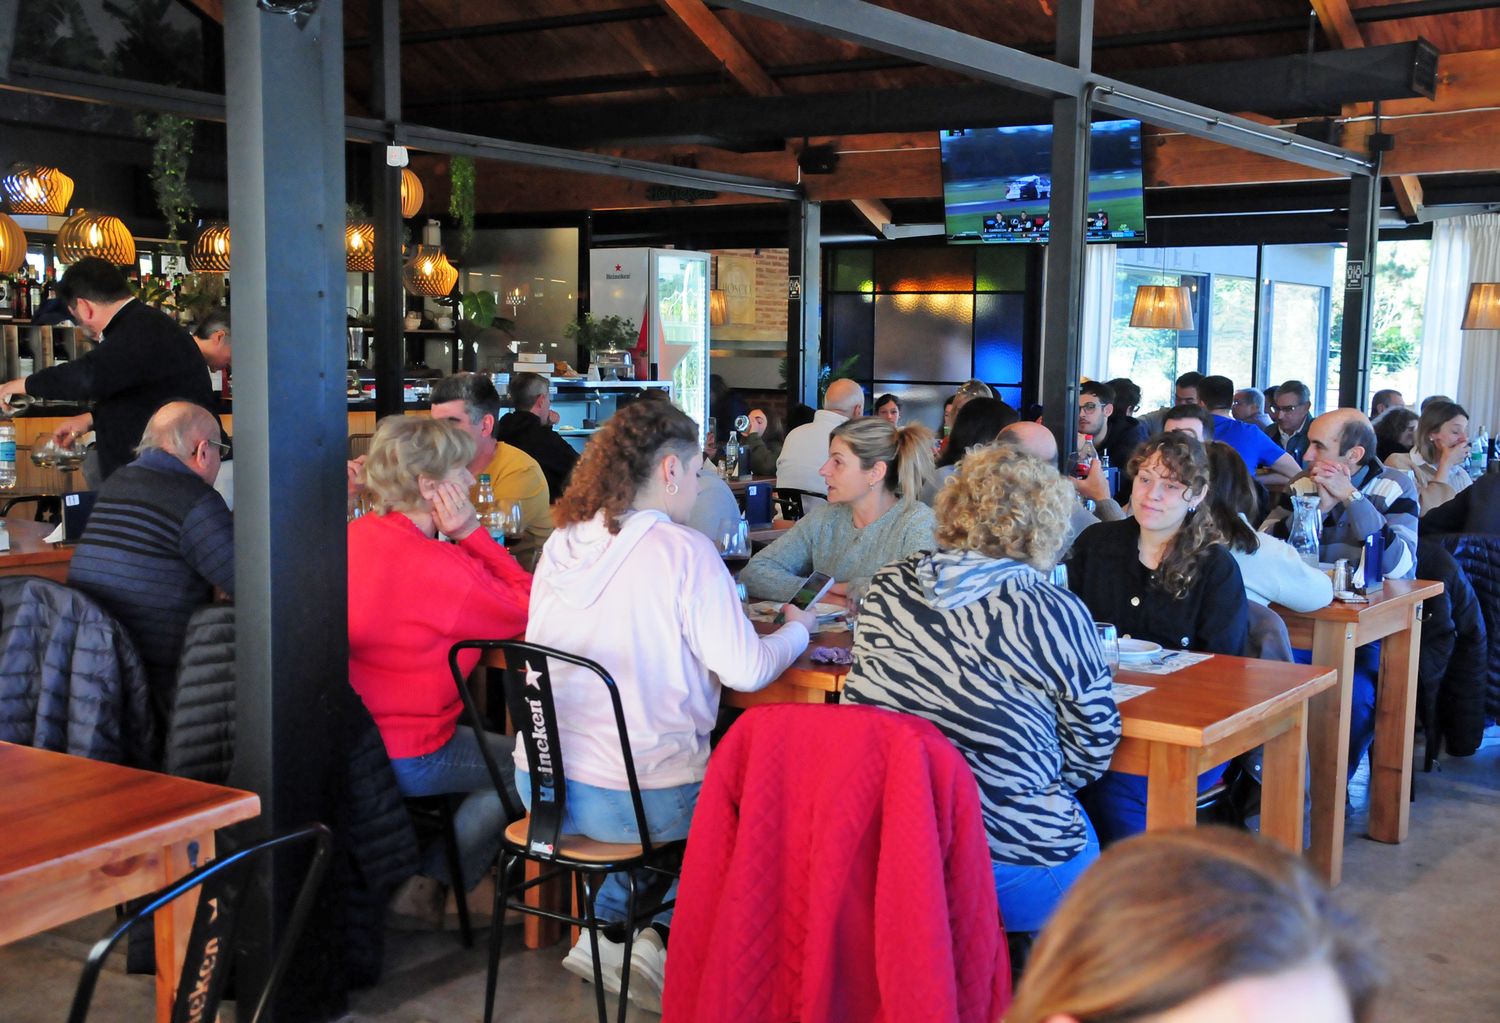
[0,423,15,490]
[475,473,503,542]
[1471,427,1490,477]
[725,431,741,478]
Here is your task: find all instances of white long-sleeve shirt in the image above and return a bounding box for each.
[522,509,809,789]
[775,409,848,495]
[1232,513,1334,612]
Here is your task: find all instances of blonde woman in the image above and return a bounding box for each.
[1386,399,1472,514]
[740,416,938,602]
[844,446,1119,936]
[1007,828,1382,1023]
[347,416,532,925]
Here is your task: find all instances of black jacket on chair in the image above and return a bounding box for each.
[1433,533,1500,730]
[1414,540,1487,760]
[0,575,154,766]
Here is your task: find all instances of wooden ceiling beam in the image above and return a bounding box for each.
[850,197,893,235]
[657,0,781,96]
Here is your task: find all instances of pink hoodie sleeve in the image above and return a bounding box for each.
[678,538,809,692]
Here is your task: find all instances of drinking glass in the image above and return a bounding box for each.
[734,413,751,433]
[502,503,524,541]
[1094,622,1120,675]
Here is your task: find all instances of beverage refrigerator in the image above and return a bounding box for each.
[589,248,710,445]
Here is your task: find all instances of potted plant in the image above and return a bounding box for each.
[564,313,638,354]
[452,289,516,343]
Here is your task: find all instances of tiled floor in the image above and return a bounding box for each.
[5,729,1499,1022]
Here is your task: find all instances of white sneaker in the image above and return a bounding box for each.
[625,927,666,1014]
[561,932,624,994]
[386,875,445,931]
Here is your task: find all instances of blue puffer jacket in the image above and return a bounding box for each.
[1434,533,1500,730]
[0,575,154,766]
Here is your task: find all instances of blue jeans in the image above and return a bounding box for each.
[1082,763,1227,846]
[389,726,517,891]
[518,770,699,927]
[1293,641,1380,781]
[991,811,1099,933]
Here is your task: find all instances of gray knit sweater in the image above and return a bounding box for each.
[738,498,938,602]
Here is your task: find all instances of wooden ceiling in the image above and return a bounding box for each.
[333,1,1500,219]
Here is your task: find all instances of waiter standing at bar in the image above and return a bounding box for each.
[0,257,214,481]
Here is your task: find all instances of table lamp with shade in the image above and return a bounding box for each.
[1461,282,1500,330]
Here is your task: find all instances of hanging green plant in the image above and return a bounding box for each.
[135,111,196,243]
[449,155,476,259]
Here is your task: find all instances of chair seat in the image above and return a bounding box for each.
[504,816,644,864]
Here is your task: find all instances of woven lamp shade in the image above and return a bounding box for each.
[0,213,26,274]
[346,220,376,272]
[56,211,136,266]
[189,222,232,273]
[403,245,458,297]
[709,289,728,326]
[1461,283,1500,330]
[2,165,74,215]
[400,168,424,218]
[1129,285,1195,330]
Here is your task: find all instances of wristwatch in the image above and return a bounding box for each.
[1343,488,1366,506]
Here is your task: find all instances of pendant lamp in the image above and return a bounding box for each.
[2,165,74,215]
[1460,283,1500,330]
[400,168,424,218]
[346,219,376,272]
[56,210,136,266]
[189,222,232,273]
[0,213,26,274]
[402,244,458,297]
[1129,285,1195,330]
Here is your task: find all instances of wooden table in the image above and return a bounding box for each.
[721,624,852,708]
[1111,656,1336,853]
[726,474,775,495]
[0,511,72,582]
[1272,578,1444,885]
[0,742,261,1023]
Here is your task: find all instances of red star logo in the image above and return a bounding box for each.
[614,264,622,272]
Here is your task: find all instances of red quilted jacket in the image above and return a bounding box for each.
[661,704,1011,1023]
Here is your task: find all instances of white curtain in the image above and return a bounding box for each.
[1079,243,1117,380]
[1458,217,1500,431]
[1420,214,1500,429]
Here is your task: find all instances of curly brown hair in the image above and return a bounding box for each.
[1127,432,1224,600]
[553,398,700,534]
[934,444,1074,571]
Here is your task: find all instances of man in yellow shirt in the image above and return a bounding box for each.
[430,373,553,570]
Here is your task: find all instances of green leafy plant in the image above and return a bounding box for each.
[135,112,195,242]
[130,276,174,309]
[176,273,225,324]
[564,313,638,353]
[449,156,476,259]
[451,290,515,342]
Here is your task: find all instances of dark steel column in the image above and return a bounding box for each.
[224,3,349,1019]
[1039,0,1093,465]
[1339,165,1382,411]
[370,0,405,419]
[786,200,822,408]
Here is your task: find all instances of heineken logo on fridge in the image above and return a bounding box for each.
[605,264,632,281]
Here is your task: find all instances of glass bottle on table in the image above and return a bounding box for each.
[1288,493,1322,568]
[475,474,503,542]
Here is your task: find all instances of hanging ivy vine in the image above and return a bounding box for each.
[135,112,196,243]
[449,155,476,259]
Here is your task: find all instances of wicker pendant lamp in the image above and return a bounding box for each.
[189,222,232,273]
[56,210,136,266]
[346,219,376,272]
[0,212,27,274]
[402,244,458,297]
[400,168,424,218]
[2,165,74,215]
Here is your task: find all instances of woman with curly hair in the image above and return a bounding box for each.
[1067,431,1248,843]
[843,445,1120,936]
[739,416,937,603]
[524,398,816,1011]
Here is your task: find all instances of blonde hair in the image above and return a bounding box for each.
[934,444,1073,571]
[829,417,934,501]
[1008,828,1382,1023]
[362,416,474,515]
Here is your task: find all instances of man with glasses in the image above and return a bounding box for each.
[1232,387,1274,429]
[67,401,235,747]
[0,258,215,481]
[1199,375,1303,486]
[1265,379,1314,466]
[1077,379,1146,504]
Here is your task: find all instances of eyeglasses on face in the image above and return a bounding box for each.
[1078,402,1104,415]
[201,439,231,456]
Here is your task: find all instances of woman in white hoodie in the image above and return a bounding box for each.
[522,397,816,1012]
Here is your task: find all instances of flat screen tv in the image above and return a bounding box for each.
[939,119,1146,245]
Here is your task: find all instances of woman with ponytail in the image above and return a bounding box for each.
[1065,431,1249,842]
[740,417,937,603]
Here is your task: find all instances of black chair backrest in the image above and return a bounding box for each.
[448,639,656,861]
[66,823,331,1023]
[772,487,808,522]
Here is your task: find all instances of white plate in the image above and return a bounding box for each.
[1117,638,1163,661]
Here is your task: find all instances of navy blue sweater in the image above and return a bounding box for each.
[68,450,235,724]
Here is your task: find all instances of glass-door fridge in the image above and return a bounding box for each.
[589,247,710,445]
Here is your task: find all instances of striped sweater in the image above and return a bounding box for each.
[1266,458,1420,580]
[68,450,235,724]
[843,551,1120,867]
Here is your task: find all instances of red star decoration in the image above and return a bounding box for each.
[614,264,622,271]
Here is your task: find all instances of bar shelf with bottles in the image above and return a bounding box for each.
[0,322,91,382]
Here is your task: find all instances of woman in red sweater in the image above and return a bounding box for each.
[348,415,531,925]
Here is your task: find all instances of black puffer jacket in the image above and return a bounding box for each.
[163,604,236,782]
[1415,540,1488,760]
[1434,533,1500,727]
[0,575,154,766]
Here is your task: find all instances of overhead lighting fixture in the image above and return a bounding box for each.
[56,210,136,266]
[188,222,232,273]
[400,168,424,218]
[402,244,457,297]
[346,219,375,272]
[2,165,74,216]
[0,213,26,274]
[1461,282,1500,330]
[1129,285,1195,330]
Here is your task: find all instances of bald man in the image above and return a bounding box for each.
[68,401,235,742]
[776,377,864,497]
[998,421,1124,544]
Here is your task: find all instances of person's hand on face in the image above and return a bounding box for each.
[428,478,480,539]
[346,455,367,496]
[1432,417,1471,473]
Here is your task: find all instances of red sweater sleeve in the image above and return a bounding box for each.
[450,529,532,639]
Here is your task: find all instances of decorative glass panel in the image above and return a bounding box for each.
[828,293,875,383]
[974,293,1026,385]
[832,249,875,293]
[874,248,974,293]
[873,293,973,381]
[976,247,1028,292]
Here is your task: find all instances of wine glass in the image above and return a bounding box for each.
[1094,622,1120,675]
[734,413,750,433]
[502,503,524,542]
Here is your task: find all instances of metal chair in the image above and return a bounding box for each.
[448,639,684,1023]
[403,793,475,947]
[66,823,332,1023]
[772,486,812,522]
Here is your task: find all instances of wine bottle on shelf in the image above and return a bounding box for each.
[27,272,42,318]
[16,333,35,376]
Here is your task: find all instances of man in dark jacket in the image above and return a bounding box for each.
[0,258,215,480]
[496,372,579,502]
[68,401,234,730]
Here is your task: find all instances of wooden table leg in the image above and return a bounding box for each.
[1144,743,1198,832]
[1260,705,1307,854]
[154,834,212,1023]
[1369,607,1422,844]
[1306,622,1357,887]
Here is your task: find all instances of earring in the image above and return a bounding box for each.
[666,481,679,496]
